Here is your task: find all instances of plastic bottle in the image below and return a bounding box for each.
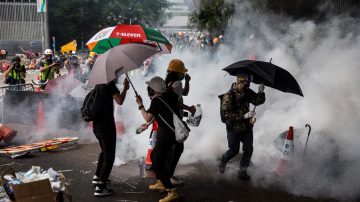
[135,124,147,134]
[138,157,145,178]
[186,104,202,127]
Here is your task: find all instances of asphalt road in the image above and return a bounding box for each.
[0,143,337,202]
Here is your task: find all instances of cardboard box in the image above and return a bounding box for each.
[12,179,57,202]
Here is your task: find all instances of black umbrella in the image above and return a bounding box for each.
[223,60,303,96]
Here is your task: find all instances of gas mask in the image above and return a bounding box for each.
[46,55,53,63]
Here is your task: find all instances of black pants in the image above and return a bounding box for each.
[151,141,175,189]
[221,126,253,168]
[94,130,116,183]
[168,142,184,177]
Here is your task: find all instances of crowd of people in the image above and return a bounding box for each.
[89,57,266,202]
[1,31,266,202]
[167,31,225,54]
[1,49,98,90]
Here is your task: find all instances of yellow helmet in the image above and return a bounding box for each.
[167,59,188,73]
[89,52,97,57]
[213,37,220,44]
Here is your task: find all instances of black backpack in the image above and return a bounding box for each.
[81,88,100,122]
[218,90,236,123]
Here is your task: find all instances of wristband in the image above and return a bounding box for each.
[138,105,144,110]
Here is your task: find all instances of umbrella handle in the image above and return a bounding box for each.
[303,124,311,156]
[125,73,138,96]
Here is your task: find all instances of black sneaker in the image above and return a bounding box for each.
[218,161,227,173]
[170,176,183,185]
[92,178,111,185]
[238,171,251,181]
[94,186,115,197]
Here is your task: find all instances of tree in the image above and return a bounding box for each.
[189,0,235,35]
[48,0,170,51]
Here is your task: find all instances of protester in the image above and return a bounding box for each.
[38,49,60,89]
[135,76,179,202]
[219,74,265,181]
[3,56,26,85]
[92,72,129,197]
[84,52,97,79]
[164,59,195,185]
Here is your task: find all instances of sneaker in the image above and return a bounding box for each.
[238,171,251,181]
[94,186,115,197]
[170,176,183,185]
[149,180,165,192]
[159,188,179,202]
[92,178,111,185]
[218,161,227,173]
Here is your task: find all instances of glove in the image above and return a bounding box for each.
[243,111,256,119]
[185,74,191,82]
[258,83,265,93]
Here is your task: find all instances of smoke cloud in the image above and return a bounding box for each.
[113,2,360,201]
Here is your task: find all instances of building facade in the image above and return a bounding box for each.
[0,0,44,55]
[161,0,195,32]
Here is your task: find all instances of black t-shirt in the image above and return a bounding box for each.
[93,81,120,131]
[147,92,179,143]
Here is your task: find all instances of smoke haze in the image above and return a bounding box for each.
[114,2,360,201]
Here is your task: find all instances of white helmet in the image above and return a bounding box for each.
[145,76,166,93]
[44,49,53,55]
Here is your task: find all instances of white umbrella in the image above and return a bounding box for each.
[87,43,159,88]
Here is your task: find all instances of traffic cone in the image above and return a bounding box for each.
[145,121,158,167]
[35,75,41,92]
[274,126,294,176]
[36,101,45,134]
[0,124,17,143]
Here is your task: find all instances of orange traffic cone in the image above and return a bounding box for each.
[145,121,158,167]
[0,124,17,143]
[35,75,41,92]
[274,126,294,176]
[36,101,45,134]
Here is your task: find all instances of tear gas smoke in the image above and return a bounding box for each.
[114,2,360,201]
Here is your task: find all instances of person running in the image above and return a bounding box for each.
[219,73,265,181]
[135,76,180,202]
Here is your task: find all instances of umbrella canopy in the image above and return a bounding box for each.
[223,60,303,96]
[86,24,172,54]
[87,43,159,88]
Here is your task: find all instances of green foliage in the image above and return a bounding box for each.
[48,0,170,50]
[189,0,235,35]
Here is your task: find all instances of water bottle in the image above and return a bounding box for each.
[138,157,145,178]
[186,104,202,127]
[135,124,147,134]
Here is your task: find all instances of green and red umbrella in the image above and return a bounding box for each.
[86,24,172,54]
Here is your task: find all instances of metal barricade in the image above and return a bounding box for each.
[0,83,35,97]
[0,83,35,123]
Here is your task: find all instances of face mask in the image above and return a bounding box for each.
[147,86,155,98]
[178,73,185,80]
[46,56,52,62]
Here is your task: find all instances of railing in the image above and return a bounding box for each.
[0,83,34,97]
